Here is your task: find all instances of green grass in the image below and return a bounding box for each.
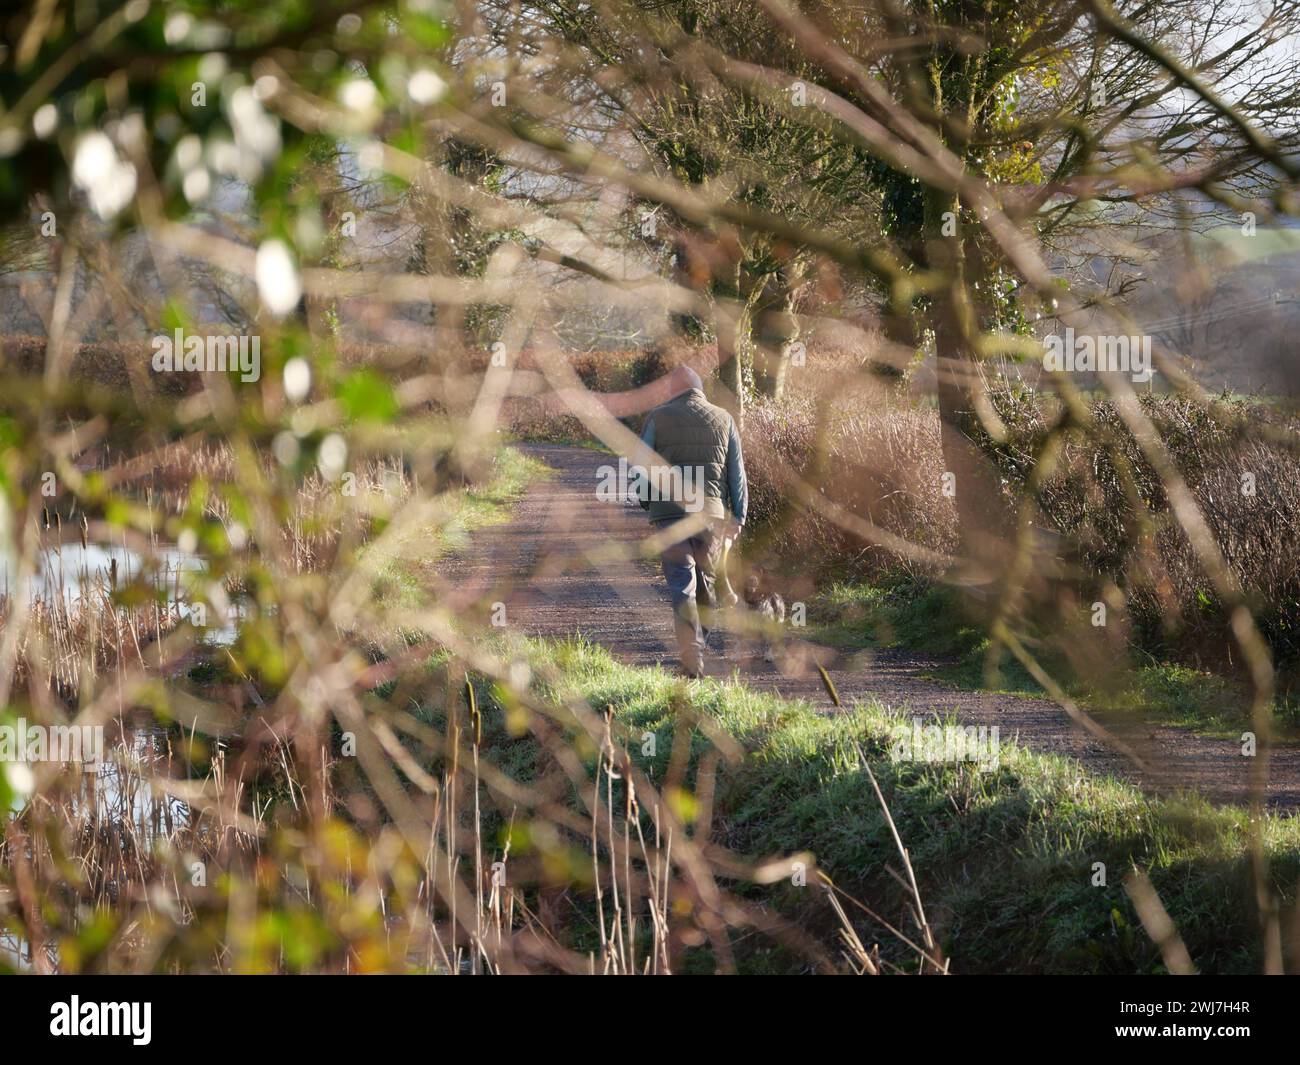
[809,576,1300,738]
[366,445,552,609]
[359,443,1297,972]
[505,426,614,452]
[440,446,553,551]
[810,576,985,657]
[403,635,1300,974]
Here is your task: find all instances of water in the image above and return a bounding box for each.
[2,727,197,973]
[0,931,44,972]
[1,535,238,643]
[0,523,274,971]
[7,537,202,603]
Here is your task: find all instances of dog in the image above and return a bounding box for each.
[742,571,785,664]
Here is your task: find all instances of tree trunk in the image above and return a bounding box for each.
[709,270,755,426]
[923,185,1010,566]
[714,296,746,426]
[753,295,799,399]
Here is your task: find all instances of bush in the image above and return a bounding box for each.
[982,388,1300,662]
[740,393,958,581]
[740,382,1300,665]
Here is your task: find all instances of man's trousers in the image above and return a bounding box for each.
[655,521,723,675]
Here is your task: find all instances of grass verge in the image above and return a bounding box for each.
[434,635,1300,974]
[367,445,552,609]
[362,444,1296,973]
[809,577,1300,738]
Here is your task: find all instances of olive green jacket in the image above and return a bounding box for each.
[636,389,748,525]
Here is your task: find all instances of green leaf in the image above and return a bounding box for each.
[337,368,398,424]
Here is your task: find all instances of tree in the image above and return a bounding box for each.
[482,0,888,411]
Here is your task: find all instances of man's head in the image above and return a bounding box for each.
[666,365,703,398]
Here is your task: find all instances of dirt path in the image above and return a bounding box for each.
[444,444,1300,810]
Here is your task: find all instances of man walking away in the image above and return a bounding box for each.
[636,366,747,677]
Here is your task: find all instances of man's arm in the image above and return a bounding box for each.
[725,420,748,528]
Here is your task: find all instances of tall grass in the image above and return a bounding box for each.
[735,379,1300,674]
